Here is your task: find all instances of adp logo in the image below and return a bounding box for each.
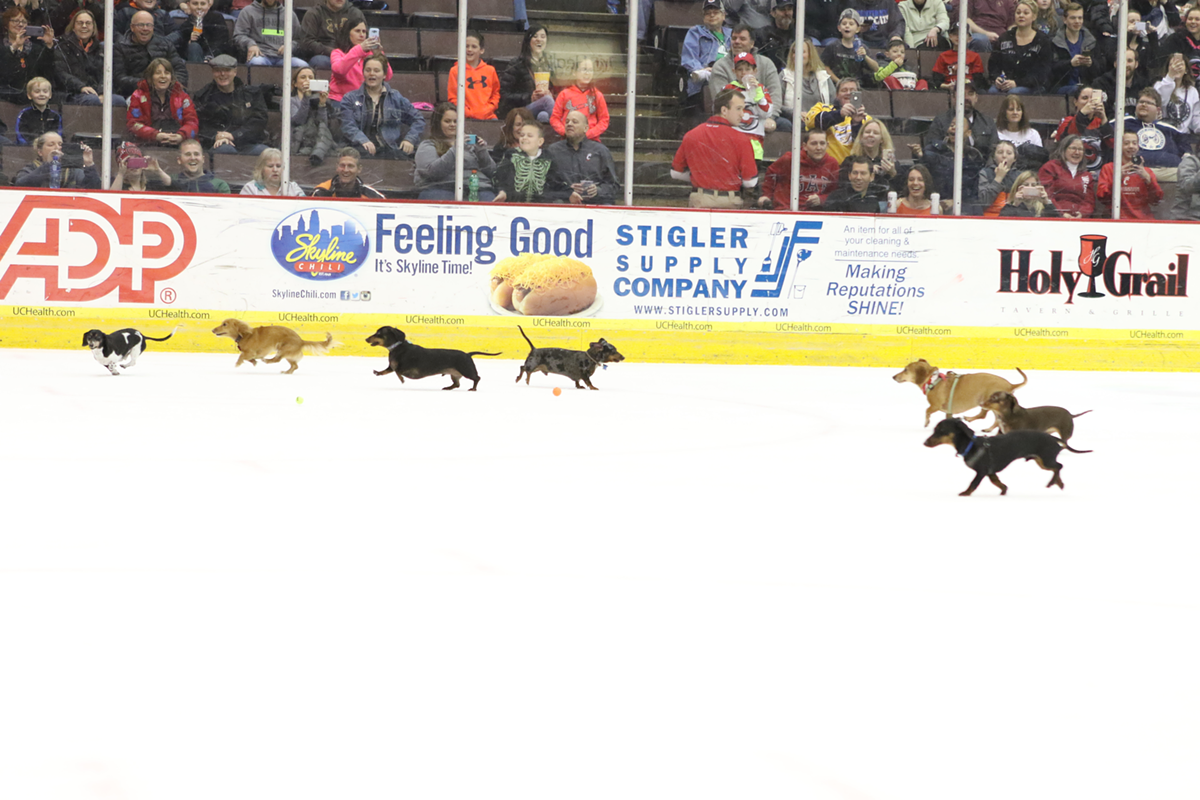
[0,195,195,303]
[272,208,370,281]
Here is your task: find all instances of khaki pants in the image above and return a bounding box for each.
[689,189,745,209]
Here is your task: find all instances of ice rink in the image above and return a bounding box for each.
[2,346,1198,800]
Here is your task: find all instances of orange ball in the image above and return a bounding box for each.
[553,387,562,396]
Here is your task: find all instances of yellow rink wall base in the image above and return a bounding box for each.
[3,307,1197,372]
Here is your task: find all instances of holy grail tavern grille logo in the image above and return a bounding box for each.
[272,208,370,281]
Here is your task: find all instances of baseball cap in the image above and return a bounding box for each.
[702,0,723,11]
[734,51,757,67]
[772,0,795,8]
[209,54,237,69]
[839,8,862,25]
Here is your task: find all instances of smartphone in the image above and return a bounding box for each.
[308,78,329,93]
[368,27,380,40]
[849,89,863,108]
[1132,155,1144,166]
[465,133,477,145]
[1135,21,1147,33]
[25,25,44,36]
[1081,49,1092,59]
[127,156,149,170]
[60,142,85,168]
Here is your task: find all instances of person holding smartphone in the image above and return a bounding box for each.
[1097,130,1163,218]
[0,7,55,104]
[1050,2,1105,95]
[15,131,101,189]
[1000,171,1059,216]
[329,20,389,104]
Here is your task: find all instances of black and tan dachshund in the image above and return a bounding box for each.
[924,417,1092,496]
[365,326,501,391]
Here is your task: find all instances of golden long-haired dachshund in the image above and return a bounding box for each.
[212,318,334,374]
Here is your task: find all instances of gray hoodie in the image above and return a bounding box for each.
[234,0,302,60]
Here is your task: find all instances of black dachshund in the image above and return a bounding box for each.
[365,326,500,390]
[924,417,1091,496]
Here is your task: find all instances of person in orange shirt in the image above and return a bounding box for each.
[448,31,500,120]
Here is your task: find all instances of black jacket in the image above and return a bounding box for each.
[193,77,269,148]
[988,29,1055,93]
[54,33,103,96]
[171,10,236,61]
[114,31,188,96]
[499,57,546,118]
[0,39,54,98]
[824,184,887,213]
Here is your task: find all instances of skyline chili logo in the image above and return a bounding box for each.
[272,208,370,281]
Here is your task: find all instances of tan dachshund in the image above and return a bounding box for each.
[212,318,334,374]
[981,391,1091,441]
[893,358,1027,427]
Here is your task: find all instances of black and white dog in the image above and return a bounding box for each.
[82,326,179,375]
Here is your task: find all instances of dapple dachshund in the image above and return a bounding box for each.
[514,326,625,390]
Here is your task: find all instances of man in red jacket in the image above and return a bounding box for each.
[757,128,840,208]
[671,88,759,207]
[1097,130,1164,219]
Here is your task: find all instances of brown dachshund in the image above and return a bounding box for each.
[893,358,1027,427]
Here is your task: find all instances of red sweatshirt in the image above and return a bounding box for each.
[932,50,984,88]
[550,84,609,139]
[760,150,840,209]
[1096,162,1163,219]
[1038,159,1096,217]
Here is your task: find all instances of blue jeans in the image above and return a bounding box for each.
[988,85,1032,94]
[248,55,309,68]
[308,54,332,70]
[970,32,993,52]
[527,94,554,121]
[67,93,128,106]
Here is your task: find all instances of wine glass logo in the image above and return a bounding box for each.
[1077,234,1107,298]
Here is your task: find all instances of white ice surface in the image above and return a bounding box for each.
[1,348,1198,800]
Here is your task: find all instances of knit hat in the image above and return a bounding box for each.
[117,142,143,167]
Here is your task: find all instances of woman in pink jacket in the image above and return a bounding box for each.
[549,58,609,140]
[1037,134,1096,218]
[329,21,392,103]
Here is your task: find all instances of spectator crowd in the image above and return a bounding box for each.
[2,0,1200,219]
